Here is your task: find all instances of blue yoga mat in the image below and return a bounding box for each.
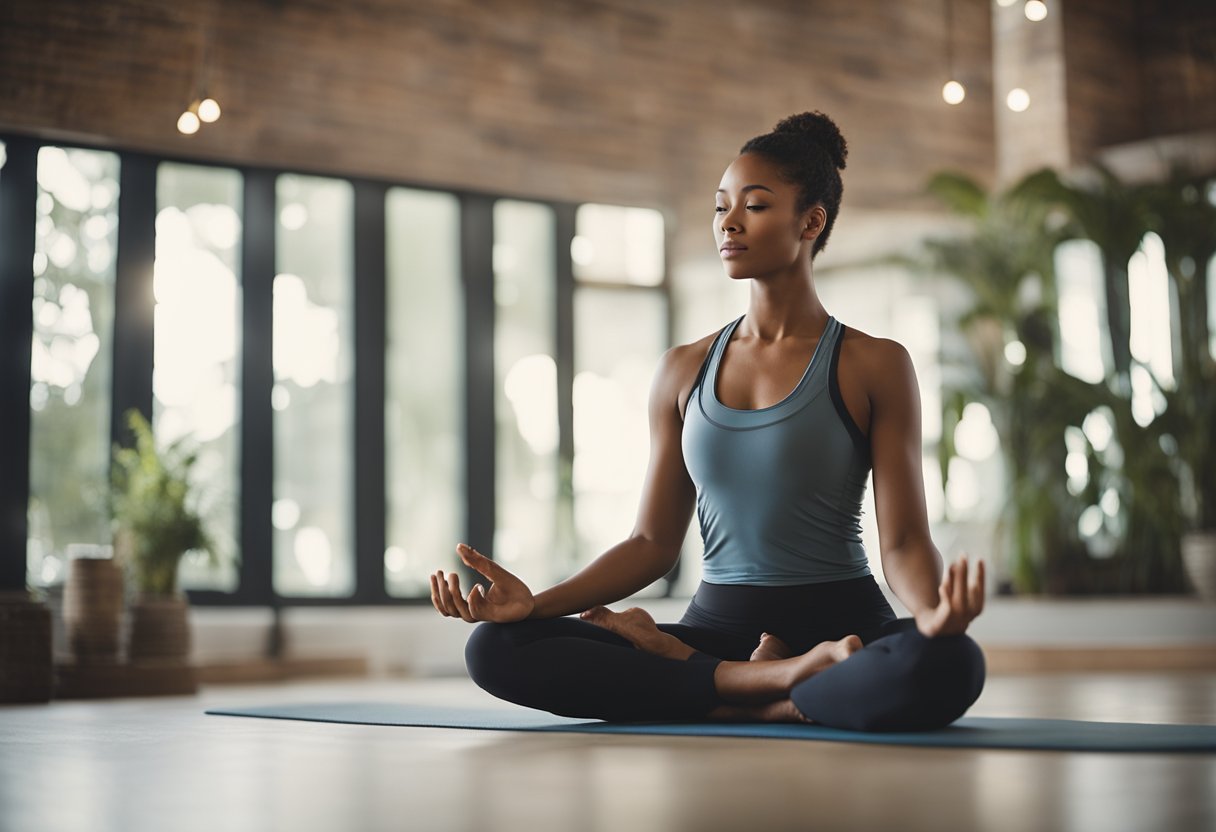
[204,703,1216,753]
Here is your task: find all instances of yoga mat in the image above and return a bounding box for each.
[205,703,1216,753]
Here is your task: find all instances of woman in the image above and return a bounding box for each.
[430,111,987,731]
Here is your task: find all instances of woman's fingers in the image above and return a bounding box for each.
[969,559,986,614]
[429,573,446,615]
[457,543,511,583]
[467,583,487,618]
[446,571,476,622]
[952,558,969,614]
[939,561,954,605]
[435,570,461,617]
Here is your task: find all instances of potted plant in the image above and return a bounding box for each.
[913,167,1189,594]
[109,408,222,662]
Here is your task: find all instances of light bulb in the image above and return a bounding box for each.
[198,97,221,123]
[177,110,201,134]
[1006,88,1031,112]
[1024,0,1047,21]
[942,80,966,105]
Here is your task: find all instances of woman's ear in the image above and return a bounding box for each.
[802,205,827,240]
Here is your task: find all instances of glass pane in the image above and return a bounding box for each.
[385,188,463,597]
[153,162,243,592]
[1128,232,1175,388]
[573,288,665,595]
[494,200,559,591]
[1208,253,1215,360]
[1055,239,1106,384]
[273,174,354,597]
[27,147,120,587]
[892,294,942,444]
[573,203,664,286]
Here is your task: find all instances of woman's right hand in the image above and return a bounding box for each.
[430,543,535,623]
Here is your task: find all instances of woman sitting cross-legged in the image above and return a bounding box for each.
[429,110,987,732]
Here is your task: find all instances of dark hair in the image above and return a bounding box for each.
[739,111,848,259]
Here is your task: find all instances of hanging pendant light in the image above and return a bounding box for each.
[941,0,966,105]
[1024,0,1048,21]
[176,27,221,133]
[177,101,201,135]
[198,97,221,123]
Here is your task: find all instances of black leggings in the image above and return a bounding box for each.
[464,576,987,732]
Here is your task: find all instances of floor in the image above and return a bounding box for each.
[2,673,1214,832]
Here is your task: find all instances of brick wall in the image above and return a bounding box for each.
[1,0,996,267]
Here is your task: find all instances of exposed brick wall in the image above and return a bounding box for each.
[0,0,996,267]
[1060,0,1214,169]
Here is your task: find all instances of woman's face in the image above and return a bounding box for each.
[713,152,824,280]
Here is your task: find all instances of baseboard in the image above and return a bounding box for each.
[54,660,199,698]
[197,656,370,684]
[980,645,1216,673]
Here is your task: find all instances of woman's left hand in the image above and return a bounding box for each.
[914,555,986,638]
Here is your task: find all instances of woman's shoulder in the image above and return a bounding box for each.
[837,323,916,389]
[658,326,727,419]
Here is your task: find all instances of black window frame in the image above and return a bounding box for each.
[0,131,677,606]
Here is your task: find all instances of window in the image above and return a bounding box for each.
[573,288,665,571]
[1209,252,1216,360]
[570,203,668,595]
[3,135,674,605]
[1055,239,1107,384]
[27,147,120,587]
[272,174,355,597]
[384,188,464,597]
[1128,232,1173,426]
[493,199,561,591]
[153,162,243,592]
[571,204,664,287]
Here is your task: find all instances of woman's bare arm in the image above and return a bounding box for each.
[862,338,984,635]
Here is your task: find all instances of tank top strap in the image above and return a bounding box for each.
[689,316,742,401]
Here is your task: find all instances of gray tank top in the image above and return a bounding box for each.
[681,314,873,585]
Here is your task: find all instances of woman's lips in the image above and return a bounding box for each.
[720,246,747,258]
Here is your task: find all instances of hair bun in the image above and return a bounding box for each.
[772,111,848,170]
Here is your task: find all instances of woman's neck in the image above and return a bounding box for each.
[742,273,828,341]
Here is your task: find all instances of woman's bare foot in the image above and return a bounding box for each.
[713,635,864,705]
[749,632,794,661]
[708,698,814,723]
[579,606,695,661]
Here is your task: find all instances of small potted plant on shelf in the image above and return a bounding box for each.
[110,408,222,663]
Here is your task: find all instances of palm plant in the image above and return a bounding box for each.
[921,167,1190,593]
[1140,167,1216,535]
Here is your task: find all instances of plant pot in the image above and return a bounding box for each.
[128,594,192,663]
[1181,531,1216,603]
[62,557,124,663]
[0,592,53,703]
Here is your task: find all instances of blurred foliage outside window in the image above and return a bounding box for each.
[385,188,464,598]
[27,147,119,588]
[153,162,243,593]
[272,174,355,597]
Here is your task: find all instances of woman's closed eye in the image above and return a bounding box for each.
[714,205,768,213]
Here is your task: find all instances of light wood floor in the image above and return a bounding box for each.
[2,673,1214,832]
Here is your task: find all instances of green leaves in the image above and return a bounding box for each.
[109,409,219,596]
